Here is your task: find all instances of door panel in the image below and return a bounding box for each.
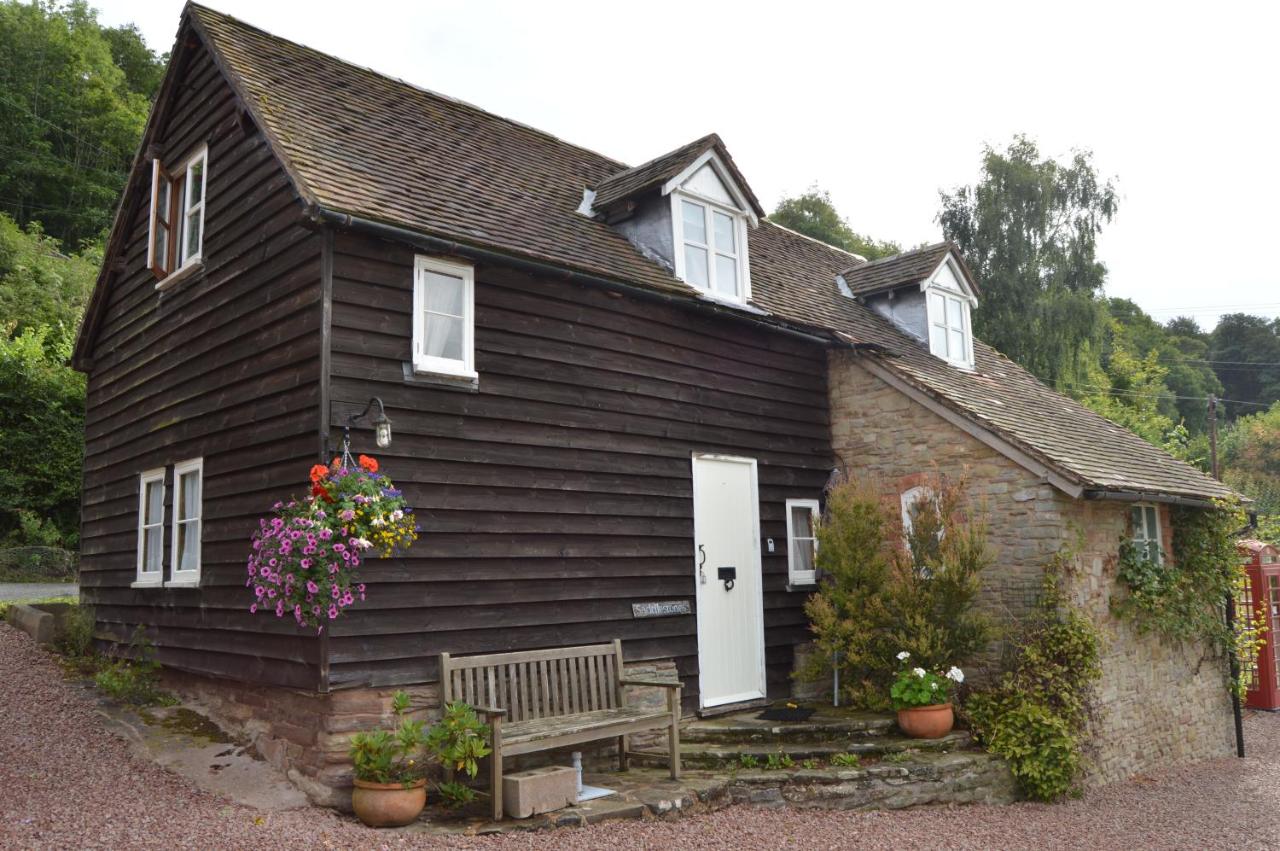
[692,454,765,708]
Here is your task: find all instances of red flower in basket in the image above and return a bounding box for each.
[358,455,379,474]
[309,464,330,483]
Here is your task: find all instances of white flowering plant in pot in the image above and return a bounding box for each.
[889,652,964,709]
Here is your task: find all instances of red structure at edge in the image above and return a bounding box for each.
[1239,540,1280,711]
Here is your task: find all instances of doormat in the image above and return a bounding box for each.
[757,705,815,722]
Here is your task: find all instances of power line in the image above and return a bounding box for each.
[1075,385,1274,408]
[0,93,123,161]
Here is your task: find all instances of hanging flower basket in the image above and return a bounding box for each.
[246,453,418,630]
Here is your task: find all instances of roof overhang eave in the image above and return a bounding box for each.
[310,205,838,347]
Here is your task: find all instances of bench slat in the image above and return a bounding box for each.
[443,643,618,669]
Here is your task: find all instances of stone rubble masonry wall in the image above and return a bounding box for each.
[826,351,1234,785]
[163,659,681,809]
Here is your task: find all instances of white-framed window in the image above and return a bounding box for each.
[901,485,944,538]
[924,259,974,368]
[135,468,166,587]
[148,145,208,284]
[169,458,203,585]
[1129,503,1163,565]
[674,194,749,301]
[786,498,820,587]
[412,255,476,379]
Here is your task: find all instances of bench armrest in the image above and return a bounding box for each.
[472,705,508,719]
[619,678,680,690]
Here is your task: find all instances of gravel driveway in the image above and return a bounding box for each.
[2,622,1278,850]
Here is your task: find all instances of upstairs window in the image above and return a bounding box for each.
[135,469,166,587]
[413,255,476,379]
[170,458,204,584]
[1129,503,1163,565]
[148,146,208,284]
[678,198,744,299]
[671,162,751,302]
[925,259,974,368]
[786,499,820,587]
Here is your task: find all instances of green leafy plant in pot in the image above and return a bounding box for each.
[425,701,493,808]
[890,651,964,739]
[349,691,430,827]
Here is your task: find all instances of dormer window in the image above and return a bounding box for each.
[669,161,752,302]
[678,196,743,299]
[924,258,974,368]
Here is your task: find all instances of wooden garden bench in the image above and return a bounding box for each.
[440,640,681,820]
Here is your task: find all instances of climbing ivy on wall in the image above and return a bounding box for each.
[965,552,1103,802]
[1113,501,1264,697]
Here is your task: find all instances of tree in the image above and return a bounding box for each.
[0,213,99,344]
[1209,314,1280,417]
[938,136,1118,387]
[1104,299,1221,433]
[0,323,84,548]
[1220,401,1280,520]
[0,0,164,247]
[771,187,901,260]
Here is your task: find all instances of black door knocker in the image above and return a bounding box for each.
[717,566,737,591]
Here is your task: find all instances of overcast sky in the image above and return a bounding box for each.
[95,0,1280,331]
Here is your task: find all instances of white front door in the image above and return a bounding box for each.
[692,453,766,708]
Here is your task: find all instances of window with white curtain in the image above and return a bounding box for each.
[170,458,203,585]
[786,499,820,586]
[413,255,476,378]
[135,468,166,587]
[1129,503,1163,564]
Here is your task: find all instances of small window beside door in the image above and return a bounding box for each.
[786,499,820,587]
[1129,503,1163,565]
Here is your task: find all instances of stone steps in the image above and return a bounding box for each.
[724,750,1016,810]
[633,730,971,770]
[683,711,897,744]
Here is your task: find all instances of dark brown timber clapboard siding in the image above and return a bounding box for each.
[326,231,833,706]
[78,38,325,690]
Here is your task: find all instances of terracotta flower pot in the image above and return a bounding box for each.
[351,778,427,827]
[896,703,954,739]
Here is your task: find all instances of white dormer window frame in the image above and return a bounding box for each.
[922,257,977,369]
[662,151,755,303]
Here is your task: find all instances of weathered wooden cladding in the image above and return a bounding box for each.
[78,38,325,689]
[326,231,831,704]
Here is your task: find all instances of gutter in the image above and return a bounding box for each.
[309,207,838,348]
[1081,489,1227,510]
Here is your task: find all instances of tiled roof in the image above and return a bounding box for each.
[185,4,1235,504]
[590,133,765,218]
[839,242,957,298]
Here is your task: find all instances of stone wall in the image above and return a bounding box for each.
[827,351,1234,783]
[163,659,682,809]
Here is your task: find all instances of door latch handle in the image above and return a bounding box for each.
[698,544,707,585]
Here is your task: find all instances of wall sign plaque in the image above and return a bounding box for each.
[631,600,691,618]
